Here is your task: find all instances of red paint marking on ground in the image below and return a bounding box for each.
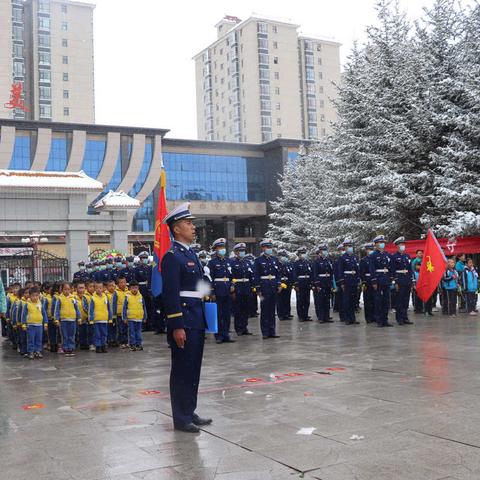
[244,378,263,383]
[73,372,323,411]
[138,390,162,396]
[22,403,45,411]
[325,367,346,372]
[304,392,314,397]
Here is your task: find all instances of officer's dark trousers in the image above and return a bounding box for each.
[395,284,411,324]
[233,294,249,333]
[335,288,346,321]
[342,285,357,324]
[153,295,166,333]
[1,318,6,337]
[315,287,330,321]
[296,286,310,320]
[48,320,59,352]
[215,295,232,341]
[277,287,291,319]
[140,286,153,330]
[363,285,375,323]
[248,292,258,316]
[169,328,205,428]
[375,285,390,326]
[260,293,276,336]
[443,289,457,315]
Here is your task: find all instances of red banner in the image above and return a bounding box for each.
[385,235,480,257]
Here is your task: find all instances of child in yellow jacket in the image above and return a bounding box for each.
[54,282,80,357]
[122,281,147,351]
[88,282,112,353]
[21,287,48,359]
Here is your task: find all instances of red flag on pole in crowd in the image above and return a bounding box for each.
[151,167,171,296]
[416,229,447,302]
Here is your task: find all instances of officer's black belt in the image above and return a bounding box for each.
[297,275,310,279]
[179,291,203,299]
[138,281,148,285]
[318,274,330,277]
[343,271,355,274]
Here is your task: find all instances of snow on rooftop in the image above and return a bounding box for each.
[93,190,140,210]
[0,169,103,191]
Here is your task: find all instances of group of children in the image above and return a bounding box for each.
[412,256,479,317]
[3,276,147,359]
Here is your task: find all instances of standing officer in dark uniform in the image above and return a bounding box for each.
[391,237,414,325]
[254,239,281,339]
[293,247,313,322]
[312,244,335,323]
[229,243,253,335]
[94,260,111,283]
[119,256,135,285]
[208,238,235,344]
[105,258,115,280]
[245,254,259,317]
[85,262,94,280]
[359,243,375,323]
[135,251,153,330]
[111,255,124,282]
[161,202,211,433]
[277,250,294,320]
[337,238,360,325]
[73,261,89,282]
[333,244,346,321]
[370,235,394,327]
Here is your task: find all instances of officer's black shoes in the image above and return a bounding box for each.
[223,338,236,343]
[192,414,212,426]
[288,315,294,319]
[385,323,394,327]
[175,423,200,433]
[404,321,414,324]
[243,331,253,335]
[351,321,360,325]
[268,335,280,338]
[262,336,269,340]
[96,346,102,353]
[216,339,224,344]
[320,320,334,323]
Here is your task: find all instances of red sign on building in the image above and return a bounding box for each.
[4,82,29,112]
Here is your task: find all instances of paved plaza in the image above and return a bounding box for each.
[2,310,480,480]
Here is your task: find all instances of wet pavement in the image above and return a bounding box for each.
[2,310,480,480]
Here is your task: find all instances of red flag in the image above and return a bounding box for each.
[151,168,171,296]
[416,229,447,302]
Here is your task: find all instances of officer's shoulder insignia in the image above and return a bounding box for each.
[187,261,195,267]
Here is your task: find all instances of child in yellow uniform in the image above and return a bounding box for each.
[15,289,29,357]
[50,283,61,353]
[21,287,48,359]
[122,281,147,351]
[6,283,20,349]
[112,277,129,348]
[54,282,80,357]
[88,282,112,353]
[74,282,90,350]
[84,281,96,351]
[105,280,118,347]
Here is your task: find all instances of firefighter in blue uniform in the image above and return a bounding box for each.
[111,255,124,282]
[337,238,360,325]
[312,244,335,323]
[161,202,211,433]
[208,238,235,344]
[245,254,259,317]
[135,251,153,330]
[370,235,394,327]
[229,243,253,335]
[333,244,346,321]
[277,250,294,320]
[94,260,111,283]
[85,262,94,280]
[254,239,281,339]
[73,261,89,282]
[119,256,136,285]
[391,236,414,325]
[293,247,313,322]
[359,243,375,323]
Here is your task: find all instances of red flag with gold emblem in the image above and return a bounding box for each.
[151,168,171,296]
[416,229,447,302]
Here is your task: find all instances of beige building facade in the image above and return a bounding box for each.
[194,15,341,143]
[0,0,95,123]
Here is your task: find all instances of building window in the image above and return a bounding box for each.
[276,102,280,110]
[260,84,270,96]
[39,52,51,65]
[62,55,68,64]
[273,56,278,64]
[13,44,23,58]
[261,115,272,127]
[317,44,322,51]
[39,69,51,82]
[319,100,325,108]
[318,71,323,79]
[259,68,269,80]
[39,86,51,99]
[317,58,322,65]
[257,22,267,33]
[307,83,315,94]
[9,134,31,169]
[63,107,69,116]
[321,128,326,136]
[273,41,278,49]
[13,61,24,77]
[319,86,324,93]
[63,89,69,99]
[38,34,50,47]
[222,121,226,127]
[61,4,68,13]
[38,16,50,31]
[258,38,268,49]
[305,54,314,66]
[306,68,315,81]
[220,48,223,55]
[276,118,281,126]
[320,114,325,122]
[307,97,316,109]
[308,111,317,123]
[12,7,22,22]
[220,77,224,84]
[272,25,278,33]
[258,53,269,64]
[274,71,279,80]
[38,0,50,13]
[81,139,107,179]
[308,126,317,138]
[275,87,280,95]
[61,21,68,31]
[262,132,272,142]
[63,72,69,81]
[260,99,271,111]
[13,26,23,41]
[62,38,68,47]
[46,136,68,171]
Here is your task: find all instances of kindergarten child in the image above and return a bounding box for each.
[21,287,48,359]
[462,258,478,315]
[122,280,147,351]
[105,280,118,347]
[74,282,90,349]
[85,281,96,351]
[54,282,80,356]
[88,282,112,353]
[112,276,129,348]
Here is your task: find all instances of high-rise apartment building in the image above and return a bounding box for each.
[194,15,341,143]
[0,0,95,123]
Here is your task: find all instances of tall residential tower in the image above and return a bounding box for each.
[194,15,341,143]
[0,0,95,123]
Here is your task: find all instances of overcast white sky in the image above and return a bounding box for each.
[87,0,438,139]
